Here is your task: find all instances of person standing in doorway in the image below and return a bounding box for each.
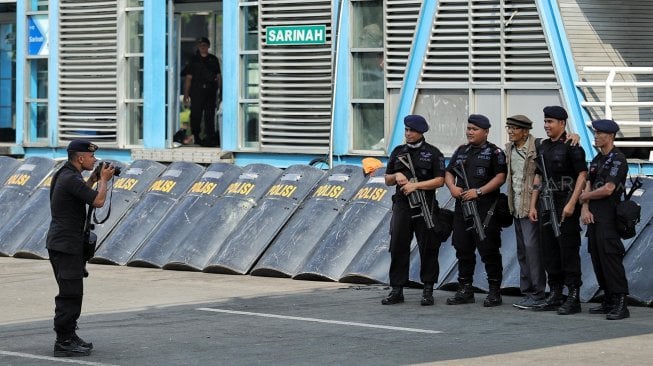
[182,37,222,147]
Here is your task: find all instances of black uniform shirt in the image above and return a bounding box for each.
[182,52,221,92]
[535,132,587,194]
[46,162,98,255]
[386,141,445,208]
[588,147,628,220]
[446,142,507,201]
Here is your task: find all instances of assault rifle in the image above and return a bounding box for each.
[397,153,436,229]
[537,154,562,238]
[452,161,486,241]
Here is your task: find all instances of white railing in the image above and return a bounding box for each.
[576,66,653,149]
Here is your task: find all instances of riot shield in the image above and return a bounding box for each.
[622,219,653,305]
[0,157,56,233]
[250,165,366,278]
[338,212,392,284]
[125,162,243,268]
[0,156,21,187]
[0,162,63,257]
[160,164,282,271]
[91,160,164,250]
[93,161,205,265]
[294,168,392,281]
[204,165,324,274]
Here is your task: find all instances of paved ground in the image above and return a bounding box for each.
[1,257,652,365]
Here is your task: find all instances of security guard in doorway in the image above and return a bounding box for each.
[444,114,507,307]
[528,106,587,315]
[46,139,115,357]
[382,115,446,306]
[580,119,630,320]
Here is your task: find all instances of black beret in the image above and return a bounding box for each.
[592,119,620,134]
[198,37,210,46]
[468,114,491,129]
[67,139,98,152]
[506,114,533,129]
[543,106,568,120]
[404,114,429,133]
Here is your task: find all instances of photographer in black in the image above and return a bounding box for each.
[46,139,115,357]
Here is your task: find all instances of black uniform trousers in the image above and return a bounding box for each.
[190,85,218,142]
[451,199,502,283]
[48,249,85,340]
[388,204,440,286]
[540,194,582,288]
[587,222,629,294]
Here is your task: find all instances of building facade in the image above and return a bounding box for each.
[1,1,652,171]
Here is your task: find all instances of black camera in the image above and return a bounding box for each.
[103,161,122,176]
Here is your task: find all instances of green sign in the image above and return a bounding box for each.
[266,25,327,45]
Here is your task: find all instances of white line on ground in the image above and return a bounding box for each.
[0,350,120,366]
[196,307,443,334]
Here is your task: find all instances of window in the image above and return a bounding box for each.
[0,17,16,142]
[239,2,259,148]
[124,2,144,145]
[25,5,48,143]
[351,0,384,152]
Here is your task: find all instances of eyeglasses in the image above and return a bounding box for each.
[505,126,523,131]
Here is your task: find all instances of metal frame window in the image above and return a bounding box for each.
[239,1,260,149]
[351,0,384,152]
[24,2,48,144]
[122,0,144,146]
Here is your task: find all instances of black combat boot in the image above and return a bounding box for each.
[606,294,630,320]
[535,283,564,311]
[483,280,502,307]
[381,286,404,305]
[557,286,581,315]
[421,282,435,306]
[72,333,93,350]
[446,280,475,305]
[54,337,91,357]
[589,293,614,314]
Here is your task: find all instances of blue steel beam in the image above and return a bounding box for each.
[537,0,595,159]
[388,1,438,151]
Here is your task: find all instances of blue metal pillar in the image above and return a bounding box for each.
[143,0,166,148]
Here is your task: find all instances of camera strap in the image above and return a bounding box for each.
[92,177,115,225]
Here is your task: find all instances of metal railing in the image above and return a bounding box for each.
[576,66,653,148]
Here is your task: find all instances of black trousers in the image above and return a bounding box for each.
[451,205,503,283]
[540,201,582,288]
[190,86,217,141]
[48,250,85,340]
[388,205,441,286]
[587,223,629,294]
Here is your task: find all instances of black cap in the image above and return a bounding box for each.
[198,37,210,46]
[404,114,429,133]
[592,119,620,134]
[67,139,98,152]
[543,106,568,120]
[506,115,533,129]
[468,114,491,129]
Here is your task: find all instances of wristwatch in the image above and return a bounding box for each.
[475,188,483,196]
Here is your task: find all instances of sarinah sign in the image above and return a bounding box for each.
[266,25,327,45]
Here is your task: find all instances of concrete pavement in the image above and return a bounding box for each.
[1,257,651,365]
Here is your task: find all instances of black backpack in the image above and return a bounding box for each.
[615,176,643,240]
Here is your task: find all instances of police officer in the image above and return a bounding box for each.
[382,115,446,306]
[580,119,630,320]
[182,37,222,147]
[528,106,587,315]
[47,140,115,357]
[445,114,507,307]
